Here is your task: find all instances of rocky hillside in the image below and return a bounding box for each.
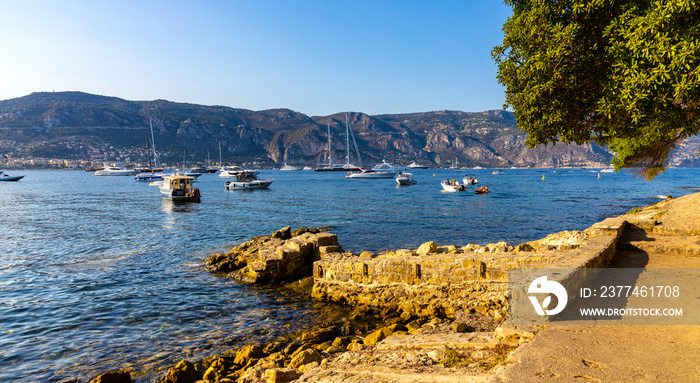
[0,91,696,167]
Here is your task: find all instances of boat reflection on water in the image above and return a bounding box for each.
[161,199,200,213]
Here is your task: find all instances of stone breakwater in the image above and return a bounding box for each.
[85,193,700,383]
[312,220,622,322]
[204,226,341,284]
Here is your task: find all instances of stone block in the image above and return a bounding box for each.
[234,344,264,366]
[264,368,302,383]
[417,241,437,255]
[162,360,197,383]
[289,349,322,369]
[314,232,339,247]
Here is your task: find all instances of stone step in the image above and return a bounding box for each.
[376,332,495,351]
[626,235,700,257]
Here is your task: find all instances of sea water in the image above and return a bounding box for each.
[0,168,697,382]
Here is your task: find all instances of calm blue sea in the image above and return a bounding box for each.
[1,168,698,382]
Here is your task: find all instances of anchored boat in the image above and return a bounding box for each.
[159,174,201,202]
[225,171,273,190]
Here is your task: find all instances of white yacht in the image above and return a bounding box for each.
[407,162,428,169]
[346,169,395,179]
[280,164,303,171]
[219,165,260,178]
[372,160,397,175]
[93,166,139,176]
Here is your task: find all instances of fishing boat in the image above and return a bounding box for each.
[94,166,139,176]
[463,174,478,184]
[225,171,273,190]
[396,172,417,185]
[0,170,24,182]
[441,178,468,192]
[159,174,201,201]
[346,169,394,179]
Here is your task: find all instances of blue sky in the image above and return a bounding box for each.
[0,1,512,116]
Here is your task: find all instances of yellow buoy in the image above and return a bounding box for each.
[542,174,545,181]
[433,173,435,177]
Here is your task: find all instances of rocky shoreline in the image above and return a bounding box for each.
[84,193,700,383]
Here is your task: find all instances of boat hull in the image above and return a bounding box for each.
[94,170,139,176]
[346,171,394,179]
[134,172,167,182]
[396,177,417,185]
[225,180,273,190]
[159,188,201,201]
[0,175,24,182]
[219,170,260,177]
[441,181,467,192]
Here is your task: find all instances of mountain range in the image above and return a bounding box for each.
[1,91,698,168]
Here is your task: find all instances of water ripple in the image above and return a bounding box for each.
[0,169,696,382]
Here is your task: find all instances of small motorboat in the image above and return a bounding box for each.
[396,172,417,185]
[441,178,468,192]
[463,174,478,185]
[225,171,273,190]
[0,170,24,182]
[346,169,395,179]
[159,174,201,202]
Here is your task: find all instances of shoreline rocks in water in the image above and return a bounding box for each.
[205,226,342,284]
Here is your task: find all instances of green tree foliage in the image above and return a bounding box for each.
[493,0,700,179]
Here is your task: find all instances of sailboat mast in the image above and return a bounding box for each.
[327,124,332,165]
[149,119,159,168]
[145,129,153,169]
[345,113,350,165]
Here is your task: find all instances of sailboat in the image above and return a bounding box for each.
[135,119,168,181]
[314,114,362,171]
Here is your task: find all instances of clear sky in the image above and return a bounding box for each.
[0,1,512,116]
